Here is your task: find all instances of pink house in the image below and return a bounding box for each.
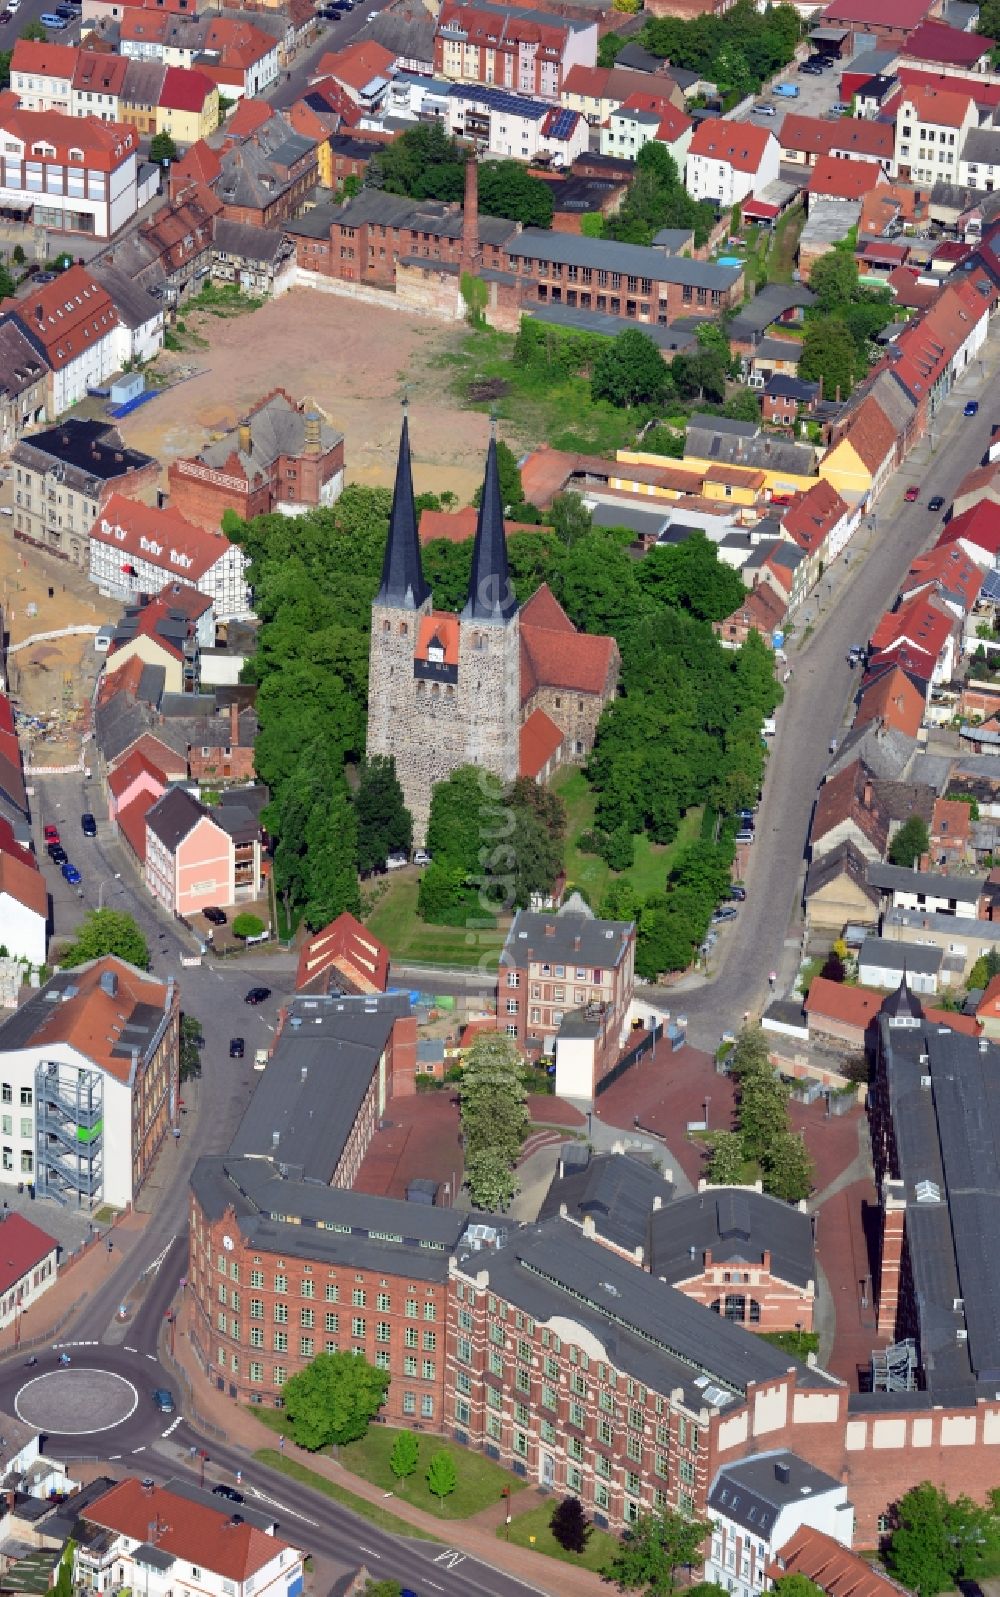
[107,749,167,824]
[144,787,261,916]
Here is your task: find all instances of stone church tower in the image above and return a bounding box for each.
[366,412,520,844]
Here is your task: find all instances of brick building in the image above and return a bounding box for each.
[216,115,318,229]
[167,389,344,529]
[11,418,158,567]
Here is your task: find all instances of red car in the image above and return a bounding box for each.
[904,486,919,502]
[43,824,60,844]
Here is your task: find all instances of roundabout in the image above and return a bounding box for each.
[15,1368,139,1435]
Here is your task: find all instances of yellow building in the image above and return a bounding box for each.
[103,633,188,698]
[156,67,220,142]
[617,449,818,504]
[817,435,873,505]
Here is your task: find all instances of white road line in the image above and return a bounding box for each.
[245,1488,319,1527]
[424,1583,445,1593]
[161,1418,182,1437]
[124,1346,137,1353]
[109,1455,121,1461]
[145,1353,158,1361]
[132,1445,146,1453]
[358,1547,381,1560]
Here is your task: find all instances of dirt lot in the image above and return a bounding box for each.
[117,288,491,506]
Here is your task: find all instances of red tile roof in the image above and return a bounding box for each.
[296,912,389,995]
[0,848,46,919]
[10,39,77,79]
[0,106,136,169]
[870,591,953,660]
[885,263,938,309]
[108,747,169,802]
[86,1479,295,1582]
[90,492,236,584]
[72,49,128,95]
[978,970,1000,1018]
[618,91,691,144]
[561,63,670,104]
[0,816,37,872]
[854,665,926,737]
[806,975,979,1037]
[811,758,889,854]
[782,478,850,553]
[808,153,885,201]
[903,19,994,68]
[159,65,214,112]
[2,265,116,373]
[898,82,975,127]
[170,137,222,189]
[318,40,395,93]
[0,1213,58,1296]
[841,394,898,474]
[898,63,1000,110]
[715,582,787,636]
[110,731,186,779]
[415,611,459,667]
[901,542,983,613]
[224,96,273,141]
[0,692,26,815]
[688,118,773,172]
[938,497,1000,559]
[519,582,617,704]
[804,975,882,1031]
[890,275,991,403]
[32,957,169,1081]
[519,706,564,780]
[780,112,893,162]
[820,0,931,26]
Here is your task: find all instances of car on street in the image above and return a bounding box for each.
[798,61,823,73]
[212,1484,245,1503]
[244,986,271,1005]
[61,862,81,884]
[203,906,227,925]
[735,829,754,844]
[413,849,432,866]
[831,100,849,113]
[48,844,68,865]
[904,485,919,502]
[386,852,408,869]
[80,812,96,836]
[151,1388,174,1412]
[0,13,13,24]
[965,400,980,417]
[753,103,776,115]
[729,886,747,902]
[712,907,738,923]
[229,1037,245,1058]
[928,495,945,512]
[43,824,60,844]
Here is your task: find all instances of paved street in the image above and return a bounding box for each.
[667,355,1000,1050]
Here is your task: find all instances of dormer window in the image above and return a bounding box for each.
[426,632,445,665]
[69,147,84,162]
[31,141,55,158]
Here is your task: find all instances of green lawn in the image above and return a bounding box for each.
[251,1413,524,1521]
[553,766,702,907]
[364,874,504,968]
[439,326,642,455]
[500,1502,619,1574]
[253,1450,441,1541]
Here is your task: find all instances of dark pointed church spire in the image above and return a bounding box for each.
[462,429,517,624]
[376,402,430,610]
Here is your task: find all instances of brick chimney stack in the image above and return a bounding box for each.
[462,157,480,269]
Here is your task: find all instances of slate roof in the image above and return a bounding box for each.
[12,419,155,491]
[195,389,341,476]
[363,9,435,63]
[145,786,210,851]
[866,861,985,901]
[859,936,943,976]
[212,219,286,265]
[376,412,430,610]
[710,1451,843,1536]
[0,319,48,400]
[538,1150,672,1252]
[228,992,412,1181]
[724,282,816,341]
[650,1187,814,1289]
[811,758,889,855]
[500,905,633,969]
[804,839,880,909]
[89,264,162,332]
[508,227,742,290]
[463,436,516,623]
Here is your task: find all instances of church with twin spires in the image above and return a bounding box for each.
[366,413,620,843]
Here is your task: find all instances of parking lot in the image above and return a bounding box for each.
[734,48,854,135]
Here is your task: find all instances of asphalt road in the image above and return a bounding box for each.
[669,359,1000,1049]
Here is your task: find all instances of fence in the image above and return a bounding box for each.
[595,1022,664,1098]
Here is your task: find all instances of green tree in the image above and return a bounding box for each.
[738,1072,790,1164]
[425,765,493,878]
[597,28,624,64]
[282,1351,389,1451]
[53,1542,75,1597]
[728,1025,773,1081]
[889,813,930,868]
[548,491,592,545]
[355,755,412,875]
[799,316,856,400]
[706,1130,747,1186]
[19,20,47,40]
[478,160,554,227]
[715,42,753,100]
[464,1145,519,1210]
[180,1014,203,1083]
[231,913,266,940]
[968,947,1000,990]
[150,130,177,166]
[771,1578,827,1597]
[302,781,361,930]
[761,1130,814,1201]
[459,1032,529,1183]
[722,387,761,423]
[364,1582,403,1597]
[885,1484,994,1597]
[603,1506,711,1596]
[580,211,605,237]
[0,262,14,301]
[636,534,745,622]
[808,248,859,313]
[389,1429,420,1489]
[551,1495,592,1554]
[426,1449,458,1509]
[61,910,150,971]
[374,121,465,202]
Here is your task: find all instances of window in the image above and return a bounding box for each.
[376,1321,391,1343]
[300,1307,314,1328]
[326,1283,339,1302]
[404,1356,417,1376]
[455,1397,471,1424]
[300,1337,314,1357]
[422,1359,436,1380]
[423,1330,436,1350]
[403,1391,416,1415]
[405,1298,417,1317]
[19,1088,31,1107]
[274,1274,287,1294]
[250,1269,264,1289]
[273,1331,287,1352]
[424,1301,436,1320]
[377,1292,391,1311]
[352,1287,366,1307]
[421,1395,434,1418]
[352,1317,365,1338]
[274,1303,288,1324]
[325,1312,338,1333]
[405,1326,418,1348]
[301,1279,314,1299]
[1,1086,9,1105]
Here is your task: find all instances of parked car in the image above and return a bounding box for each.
[54,5,75,15]
[928,495,945,512]
[61,862,81,884]
[43,824,60,844]
[244,986,271,1005]
[386,852,409,870]
[831,100,849,113]
[729,886,747,902]
[203,906,227,925]
[0,12,14,24]
[904,485,919,502]
[413,849,432,866]
[735,829,754,844]
[80,812,96,836]
[39,12,69,26]
[773,82,799,96]
[798,61,823,74]
[806,54,831,67]
[229,1037,245,1058]
[212,1485,244,1503]
[754,103,776,116]
[151,1389,174,1413]
[965,400,980,417]
[48,844,67,865]
[712,907,738,923]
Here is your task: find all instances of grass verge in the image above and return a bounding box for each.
[499,1502,618,1573]
[336,1425,526,1519]
[253,1450,442,1542]
[767,206,806,286]
[364,873,503,968]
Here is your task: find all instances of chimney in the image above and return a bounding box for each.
[34,304,43,324]
[230,700,239,745]
[238,421,251,455]
[304,411,321,454]
[462,157,480,269]
[863,780,873,809]
[774,1461,791,1484]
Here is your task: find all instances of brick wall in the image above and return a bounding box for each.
[677,1251,815,1332]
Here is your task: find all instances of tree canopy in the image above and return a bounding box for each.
[889,813,929,869]
[459,1031,529,1209]
[60,910,150,971]
[282,1351,389,1450]
[592,328,672,408]
[605,140,715,248]
[603,1507,711,1596]
[885,1484,1000,1597]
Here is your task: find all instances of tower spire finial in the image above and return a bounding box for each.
[462,433,517,624]
[375,409,430,611]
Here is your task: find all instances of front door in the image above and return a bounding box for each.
[540,1452,554,1488]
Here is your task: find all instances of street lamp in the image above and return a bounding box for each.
[703,1096,710,1129]
[97,874,120,910]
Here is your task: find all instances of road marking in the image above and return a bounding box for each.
[132,1445,146,1453]
[145,1353,158,1361]
[433,1551,466,1569]
[161,1418,182,1437]
[358,1547,381,1560]
[109,1454,121,1461]
[245,1487,319,1526]
[424,1584,445,1592]
[124,1345,137,1353]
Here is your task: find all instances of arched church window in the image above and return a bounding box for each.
[399,622,408,637]
[382,619,390,633]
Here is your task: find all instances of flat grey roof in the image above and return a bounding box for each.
[867,862,985,901]
[509,227,742,289]
[859,936,943,975]
[500,907,633,970]
[528,301,696,350]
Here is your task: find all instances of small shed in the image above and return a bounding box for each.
[110,372,144,406]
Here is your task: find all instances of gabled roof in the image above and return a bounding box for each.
[519,706,564,780]
[0,1213,58,1294]
[770,1525,919,1597]
[780,112,893,162]
[319,39,395,93]
[160,65,214,112]
[808,154,885,202]
[716,583,787,634]
[804,838,881,907]
[820,0,931,26]
[782,478,850,553]
[10,39,77,80]
[295,912,389,996]
[870,591,954,661]
[108,747,170,801]
[938,497,1000,559]
[20,956,170,1083]
[72,48,127,96]
[520,581,616,701]
[169,138,223,189]
[2,266,116,373]
[0,847,46,920]
[90,492,237,584]
[146,785,216,851]
[812,758,889,855]
[901,543,983,613]
[688,119,773,172]
[839,393,898,473]
[898,81,976,127]
[903,19,993,68]
[85,1479,294,1583]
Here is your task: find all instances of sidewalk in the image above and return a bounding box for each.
[0,1206,148,1356]
[166,1297,606,1597]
